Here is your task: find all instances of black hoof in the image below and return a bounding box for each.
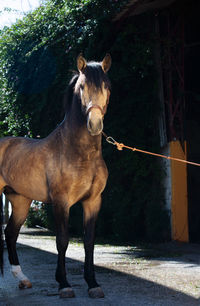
[88,287,104,298]
[59,287,75,298]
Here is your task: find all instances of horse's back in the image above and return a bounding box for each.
[0,136,41,171]
[0,136,39,154]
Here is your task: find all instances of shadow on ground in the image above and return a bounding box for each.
[0,228,199,306]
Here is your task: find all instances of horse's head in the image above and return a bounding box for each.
[75,54,111,136]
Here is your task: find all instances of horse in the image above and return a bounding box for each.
[0,54,112,298]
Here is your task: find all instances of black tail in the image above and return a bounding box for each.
[0,194,4,274]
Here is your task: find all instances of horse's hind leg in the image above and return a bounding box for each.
[4,194,32,289]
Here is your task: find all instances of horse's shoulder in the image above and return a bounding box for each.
[93,158,108,182]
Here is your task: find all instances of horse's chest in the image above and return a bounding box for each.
[49,160,107,205]
[65,165,94,200]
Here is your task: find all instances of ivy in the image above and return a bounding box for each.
[0,0,170,242]
[0,0,128,136]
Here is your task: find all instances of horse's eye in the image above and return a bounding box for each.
[80,84,84,90]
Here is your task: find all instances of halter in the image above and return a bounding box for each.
[86,103,106,116]
[86,91,110,117]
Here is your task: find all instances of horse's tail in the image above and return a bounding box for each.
[0,194,4,274]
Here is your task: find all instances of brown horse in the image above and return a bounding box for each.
[0,54,111,298]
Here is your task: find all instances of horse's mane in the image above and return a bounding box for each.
[63,73,79,113]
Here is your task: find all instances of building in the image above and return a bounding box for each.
[114,0,200,242]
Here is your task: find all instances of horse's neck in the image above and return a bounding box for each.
[55,99,102,157]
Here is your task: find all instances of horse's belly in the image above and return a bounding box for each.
[17,184,49,202]
[3,168,49,202]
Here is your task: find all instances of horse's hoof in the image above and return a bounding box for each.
[88,287,104,298]
[18,279,32,289]
[59,287,75,298]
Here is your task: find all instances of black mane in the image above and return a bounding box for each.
[63,74,79,113]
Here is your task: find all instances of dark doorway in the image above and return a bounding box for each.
[185,0,200,242]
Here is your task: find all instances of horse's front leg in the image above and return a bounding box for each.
[53,203,75,298]
[82,196,104,298]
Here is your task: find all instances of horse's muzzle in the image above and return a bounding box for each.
[87,117,103,136]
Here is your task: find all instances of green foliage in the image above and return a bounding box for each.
[25,202,48,228]
[26,201,55,230]
[95,14,170,242]
[0,0,170,242]
[0,0,128,136]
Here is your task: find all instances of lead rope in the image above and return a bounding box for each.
[102,131,200,167]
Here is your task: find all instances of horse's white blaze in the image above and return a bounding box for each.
[11,265,29,281]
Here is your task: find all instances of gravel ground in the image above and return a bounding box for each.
[0,227,200,306]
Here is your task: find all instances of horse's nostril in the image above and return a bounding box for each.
[88,120,93,130]
[97,119,103,131]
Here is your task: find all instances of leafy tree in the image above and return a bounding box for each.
[0,0,170,242]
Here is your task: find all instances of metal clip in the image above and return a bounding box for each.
[106,136,117,146]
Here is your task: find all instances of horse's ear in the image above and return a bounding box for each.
[77,54,87,72]
[102,54,112,73]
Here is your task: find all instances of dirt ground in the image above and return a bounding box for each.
[0,227,200,306]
